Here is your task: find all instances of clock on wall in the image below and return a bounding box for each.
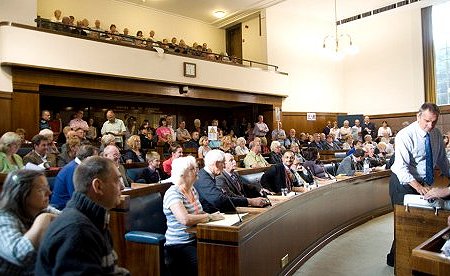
[183,62,196,78]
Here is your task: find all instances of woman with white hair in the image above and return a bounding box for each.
[268,140,283,164]
[163,156,223,276]
[39,129,59,155]
[234,137,249,155]
[0,132,24,173]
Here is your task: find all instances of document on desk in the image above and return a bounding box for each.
[207,213,248,226]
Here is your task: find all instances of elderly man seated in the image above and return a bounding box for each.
[195,150,267,213]
[243,141,269,168]
[216,153,268,207]
[261,150,303,194]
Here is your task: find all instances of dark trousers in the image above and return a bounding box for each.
[165,241,197,276]
[387,173,419,266]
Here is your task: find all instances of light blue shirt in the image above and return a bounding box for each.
[391,121,449,185]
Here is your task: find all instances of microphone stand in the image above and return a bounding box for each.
[221,188,242,222]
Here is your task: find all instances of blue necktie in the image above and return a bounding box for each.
[424,133,434,185]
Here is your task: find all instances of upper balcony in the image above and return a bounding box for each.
[0,20,288,97]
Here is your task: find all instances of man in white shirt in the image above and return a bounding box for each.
[387,103,450,267]
[253,115,269,145]
[100,110,126,147]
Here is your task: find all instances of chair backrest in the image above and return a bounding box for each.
[126,167,146,182]
[126,192,167,235]
[17,147,32,158]
[324,162,340,176]
[239,172,265,188]
[334,152,347,159]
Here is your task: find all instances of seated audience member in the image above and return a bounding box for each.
[188,131,200,149]
[298,132,309,148]
[0,170,59,274]
[164,156,224,276]
[243,141,269,168]
[39,129,59,155]
[194,150,268,213]
[193,119,206,137]
[290,142,306,162]
[103,145,131,188]
[122,28,133,43]
[217,153,267,203]
[261,150,302,194]
[163,144,183,176]
[69,110,89,132]
[339,120,352,138]
[107,24,120,40]
[380,132,391,144]
[139,126,157,150]
[135,30,145,46]
[86,118,97,142]
[15,128,31,145]
[377,120,392,139]
[219,136,234,154]
[346,140,363,156]
[194,150,239,213]
[23,135,57,168]
[51,145,98,210]
[271,122,287,146]
[0,132,24,173]
[329,121,340,141]
[336,148,365,176]
[57,126,71,147]
[198,136,211,159]
[35,157,129,275]
[176,121,192,145]
[244,122,255,143]
[284,129,299,148]
[140,151,168,183]
[341,134,354,150]
[363,143,385,168]
[363,134,377,147]
[268,141,283,164]
[74,127,89,145]
[90,19,104,38]
[100,133,116,153]
[51,9,62,23]
[147,30,156,43]
[302,147,327,179]
[123,135,145,163]
[291,157,314,185]
[57,136,81,167]
[156,117,172,143]
[309,133,325,150]
[60,130,77,153]
[178,39,189,54]
[234,137,249,156]
[324,134,341,150]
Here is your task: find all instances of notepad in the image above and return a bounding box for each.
[206,213,248,226]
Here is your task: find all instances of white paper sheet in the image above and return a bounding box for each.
[206,213,248,226]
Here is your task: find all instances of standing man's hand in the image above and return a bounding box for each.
[410,180,431,195]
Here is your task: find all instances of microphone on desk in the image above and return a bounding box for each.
[221,188,242,222]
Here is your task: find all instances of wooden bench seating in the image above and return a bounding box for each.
[110,183,172,276]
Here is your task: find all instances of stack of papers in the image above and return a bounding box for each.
[207,213,248,226]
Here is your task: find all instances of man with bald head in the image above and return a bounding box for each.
[101,110,126,148]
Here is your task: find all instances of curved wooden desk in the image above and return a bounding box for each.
[196,170,391,276]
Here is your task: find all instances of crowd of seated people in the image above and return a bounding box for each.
[0,109,415,274]
[38,9,241,64]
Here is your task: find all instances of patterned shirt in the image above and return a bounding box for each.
[163,185,203,246]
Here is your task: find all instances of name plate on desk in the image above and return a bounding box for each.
[206,213,248,226]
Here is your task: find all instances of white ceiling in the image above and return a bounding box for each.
[118,0,286,27]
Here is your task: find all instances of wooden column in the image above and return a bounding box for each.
[12,82,40,139]
[0,91,12,134]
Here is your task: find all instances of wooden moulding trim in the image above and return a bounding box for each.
[12,82,40,93]
[0,91,13,99]
[11,67,283,106]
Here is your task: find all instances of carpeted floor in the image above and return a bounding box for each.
[294,213,395,276]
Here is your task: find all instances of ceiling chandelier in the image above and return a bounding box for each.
[322,0,358,60]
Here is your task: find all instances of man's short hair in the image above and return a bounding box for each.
[31,134,48,147]
[76,145,98,160]
[204,149,225,167]
[73,156,114,194]
[353,148,365,158]
[419,102,440,115]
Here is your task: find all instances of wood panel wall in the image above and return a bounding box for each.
[281,112,346,134]
[0,91,12,134]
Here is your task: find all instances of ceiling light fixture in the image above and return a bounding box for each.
[213,10,226,19]
[322,0,358,60]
